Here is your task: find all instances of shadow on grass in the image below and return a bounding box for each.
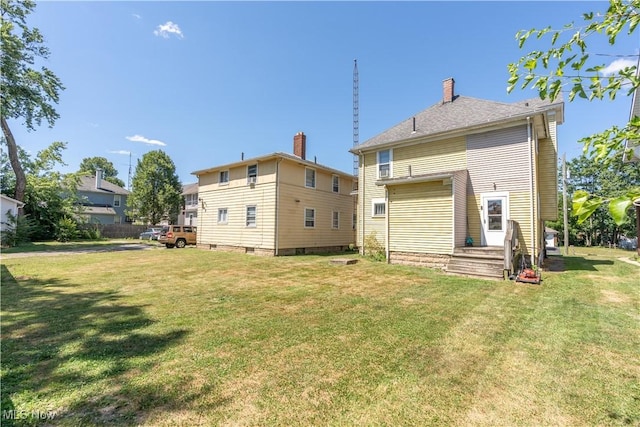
[543,254,616,272]
[0,264,213,426]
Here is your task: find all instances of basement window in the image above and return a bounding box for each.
[371,198,386,217]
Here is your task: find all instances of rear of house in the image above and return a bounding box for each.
[352,78,563,277]
[193,132,357,255]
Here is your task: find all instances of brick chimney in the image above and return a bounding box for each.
[95,168,102,189]
[443,77,455,103]
[293,131,306,160]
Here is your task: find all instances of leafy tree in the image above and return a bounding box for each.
[1,140,78,240]
[508,0,640,225]
[1,0,65,206]
[128,150,182,225]
[78,156,126,188]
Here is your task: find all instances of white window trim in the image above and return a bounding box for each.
[332,175,340,193]
[113,195,121,207]
[304,207,316,228]
[371,197,386,217]
[246,205,257,227]
[247,165,258,185]
[219,170,229,185]
[377,149,392,179]
[305,167,316,189]
[332,211,340,229]
[218,208,228,224]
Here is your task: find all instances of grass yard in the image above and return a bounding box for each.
[1,245,639,426]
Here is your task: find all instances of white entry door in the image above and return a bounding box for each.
[481,193,508,246]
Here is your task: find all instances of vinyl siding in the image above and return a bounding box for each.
[358,152,387,248]
[197,157,354,252]
[453,170,468,247]
[388,181,453,254]
[197,159,278,249]
[197,182,277,249]
[277,161,355,249]
[393,136,466,176]
[538,135,559,220]
[466,125,530,195]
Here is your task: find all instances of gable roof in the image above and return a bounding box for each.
[76,175,129,195]
[192,152,355,179]
[351,95,564,153]
[182,182,198,195]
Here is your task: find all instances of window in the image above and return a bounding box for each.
[113,195,121,207]
[372,198,386,217]
[246,205,256,227]
[218,208,228,224]
[247,165,257,184]
[377,149,391,178]
[304,208,315,228]
[305,168,316,188]
[185,194,198,207]
[332,211,339,229]
[219,170,229,184]
[332,175,340,193]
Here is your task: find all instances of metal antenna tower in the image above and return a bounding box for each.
[353,59,359,176]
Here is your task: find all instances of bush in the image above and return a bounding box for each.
[364,231,386,262]
[80,224,102,240]
[0,211,37,247]
[55,217,79,242]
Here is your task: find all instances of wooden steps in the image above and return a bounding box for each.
[446,246,505,280]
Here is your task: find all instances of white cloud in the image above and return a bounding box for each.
[153,21,184,39]
[601,58,637,76]
[109,150,131,155]
[132,13,141,19]
[126,135,167,146]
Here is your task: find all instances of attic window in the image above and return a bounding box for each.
[247,164,258,184]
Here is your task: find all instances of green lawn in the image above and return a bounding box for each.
[1,246,639,426]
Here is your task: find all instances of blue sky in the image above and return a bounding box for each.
[8,1,639,187]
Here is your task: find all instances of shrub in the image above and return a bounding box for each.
[364,231,386,262]
[0,211,37,247]
[55,217,79,242]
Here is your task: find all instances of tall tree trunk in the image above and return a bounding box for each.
[1,116,27,213]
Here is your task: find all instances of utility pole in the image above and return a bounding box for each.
[562,153,569,255]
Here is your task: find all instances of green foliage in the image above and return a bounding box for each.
[2,141,79,240]
[78,156,126,188]
[128,150,182,225]
[364,231,386,262]
[509,0,640,225]
[54,216,78,242]
[1,0,65,129]
[79,224,102,240]
[0,209,36,246]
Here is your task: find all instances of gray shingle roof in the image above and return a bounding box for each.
[352,95,563,152]
[76,175,129,195]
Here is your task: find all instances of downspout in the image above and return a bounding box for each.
[274,158,281,256]
[385,185,390,263]
[527,117,535,266]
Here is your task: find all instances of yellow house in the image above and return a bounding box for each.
[192,132,357,255]
[351,78,564,278]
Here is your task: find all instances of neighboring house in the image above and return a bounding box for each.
[545,227,558,248]
[350,78,564,278]
[76,170,130,224]
[193,132,357,255]
[0,194,24,232]
[178,182,198,226]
